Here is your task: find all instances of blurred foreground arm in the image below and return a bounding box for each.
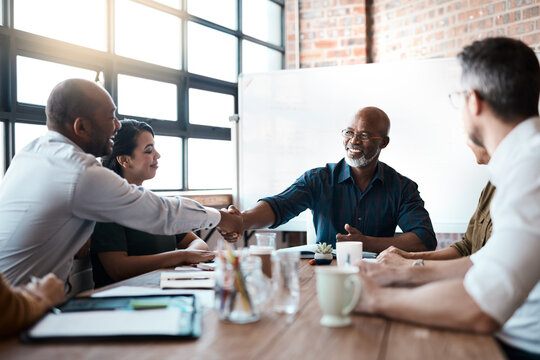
[0,273,64,336]
[358,256,472,287]
[354,267,500,333]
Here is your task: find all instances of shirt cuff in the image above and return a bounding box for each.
[203,207,221,230]
[409,228,437,250]
[258,198,280,228]
[463,258,512,325]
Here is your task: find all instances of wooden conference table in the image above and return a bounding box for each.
[0,260,505,360]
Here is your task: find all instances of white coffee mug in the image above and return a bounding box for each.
[315,266,362,327]
[336,241,363,267]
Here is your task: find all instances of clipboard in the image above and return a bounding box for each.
[21,294,202,342]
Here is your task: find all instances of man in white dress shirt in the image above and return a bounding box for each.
[0,79,240,287]
[354,37,540,359]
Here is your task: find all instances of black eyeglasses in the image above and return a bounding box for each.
[341,129,383,142]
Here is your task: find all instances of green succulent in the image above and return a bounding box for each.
[315,242,333,254]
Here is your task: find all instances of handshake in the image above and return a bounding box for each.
[217,205,245,242]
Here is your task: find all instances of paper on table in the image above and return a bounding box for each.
[28,308,184,338]
[196,262,216,271]
[160,272,215,289]
[92,286,166,298]
[91,286,215,309]
[161,271,214,280]
[174,264,215,271]
[174,266,203,272]
[160,279,215,289]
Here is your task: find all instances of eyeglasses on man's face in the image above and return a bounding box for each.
[448,90,470,109]
[341,129,383,142]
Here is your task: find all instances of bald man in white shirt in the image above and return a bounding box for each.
[0,79,241,287]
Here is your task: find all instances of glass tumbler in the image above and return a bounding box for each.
[273,251,300,315]
[214,252,272,324]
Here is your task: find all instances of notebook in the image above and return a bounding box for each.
[21,294,201,342]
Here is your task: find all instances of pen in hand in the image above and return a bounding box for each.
[27,275,65,314]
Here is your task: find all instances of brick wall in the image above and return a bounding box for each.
[285,0,540,68]
[285,0,368,68]
[372,0,540,62]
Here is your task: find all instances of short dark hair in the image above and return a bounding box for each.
[45,79,100,129]
[101,119,155,176]
[457,37,540,121]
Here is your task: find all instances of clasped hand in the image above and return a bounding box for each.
[217,205,244,242]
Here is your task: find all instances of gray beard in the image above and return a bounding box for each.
[345,148,380,168]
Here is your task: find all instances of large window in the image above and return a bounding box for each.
[14,0,108,51]
[14,123,47,153]
[0,0,284,191]
[16,56,99,106]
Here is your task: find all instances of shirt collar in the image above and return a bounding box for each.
[488,117,540,187]
[45,130,101,165]
[337,158,384,184]
[46,130,84,152]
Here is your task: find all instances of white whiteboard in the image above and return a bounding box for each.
[235,58,490,234]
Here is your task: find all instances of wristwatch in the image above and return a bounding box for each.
[412,259,424,267]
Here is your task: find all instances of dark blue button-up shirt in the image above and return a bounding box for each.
[261,159,436,249]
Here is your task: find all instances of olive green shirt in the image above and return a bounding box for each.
[91,222,187,288]
[451,182,495,256]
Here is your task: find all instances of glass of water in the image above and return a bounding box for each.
[273,251,300,315]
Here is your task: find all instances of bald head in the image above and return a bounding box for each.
[353,107,391,137]
[45,78,120,157]
[46,78,108,132]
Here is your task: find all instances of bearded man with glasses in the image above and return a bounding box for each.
[221,106,436,253]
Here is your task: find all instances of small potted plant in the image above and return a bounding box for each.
[314,242,333,265]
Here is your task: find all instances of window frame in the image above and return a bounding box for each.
[0,0,284,191]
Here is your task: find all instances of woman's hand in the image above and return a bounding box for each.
[176,249,216,265]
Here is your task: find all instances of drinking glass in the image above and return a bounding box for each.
[273,251,300,315]
[214,249,272,324]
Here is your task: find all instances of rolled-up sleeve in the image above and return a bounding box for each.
[260,171,316,228]
[463,176,540,325]
[397,180,437,250]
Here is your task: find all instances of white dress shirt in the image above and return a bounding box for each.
[0,131,221,286]
[464,117,540,354]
